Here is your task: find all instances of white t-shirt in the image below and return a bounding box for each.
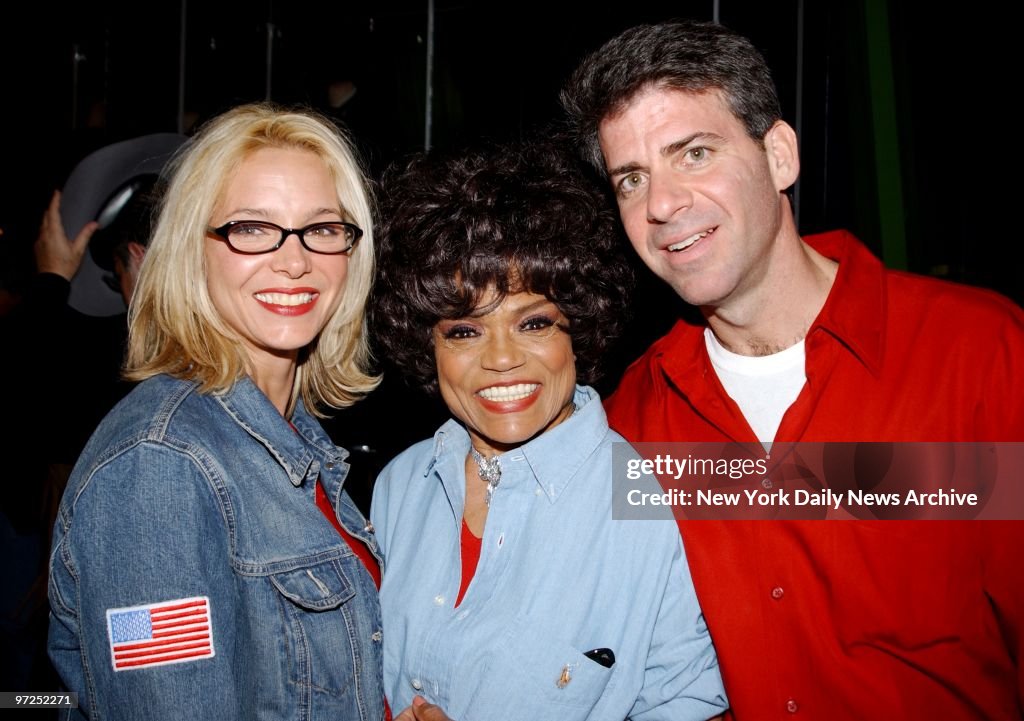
[704,327,807,445]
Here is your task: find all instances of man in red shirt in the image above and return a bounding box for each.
[562,20,1023,721]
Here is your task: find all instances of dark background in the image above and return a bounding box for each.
[1,0,1021,699]
[2,0,1020,456]
[2,0,1020,301]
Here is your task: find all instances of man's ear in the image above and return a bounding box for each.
[764,120,800,192]
[127,241,147,266]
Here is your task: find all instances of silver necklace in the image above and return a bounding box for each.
[470,449,502,506]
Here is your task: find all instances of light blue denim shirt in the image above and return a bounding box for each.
[371,385,726,721]
[48,374,385,721]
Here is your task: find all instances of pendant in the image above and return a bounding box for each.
[471,449,502,506]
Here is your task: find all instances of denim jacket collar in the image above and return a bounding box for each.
[425,385,607,505]
[214,375,348,489]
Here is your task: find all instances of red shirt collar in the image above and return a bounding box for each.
[656,230,887,384]
[802,230,886,377]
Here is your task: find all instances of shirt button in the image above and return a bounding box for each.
[433,595,445,605]
[786,698,799,713]
[761,478,772,489]
[771,586,785,600]
[411,678,423,691]
[325,461,335,470]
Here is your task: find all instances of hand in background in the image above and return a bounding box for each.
[35,190,98,280]
[394,695,455,721]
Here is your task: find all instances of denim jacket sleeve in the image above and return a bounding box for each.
[48,440,240,721]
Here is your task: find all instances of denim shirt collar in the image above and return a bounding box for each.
[425,385,607,505]
[213,375,347,488]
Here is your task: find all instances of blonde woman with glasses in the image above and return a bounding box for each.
[48,103,386,721]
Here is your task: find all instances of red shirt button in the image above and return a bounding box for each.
[771,586,785,600]
[786,698,799,713]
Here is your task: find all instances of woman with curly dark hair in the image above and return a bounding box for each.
[371,141,726,721]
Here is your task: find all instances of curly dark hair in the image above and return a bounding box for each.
[373,140,633,395]
[561,20,782,174]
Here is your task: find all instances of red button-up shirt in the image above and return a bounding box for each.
[606,231,1024,720]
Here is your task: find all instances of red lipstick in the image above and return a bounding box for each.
[254,288,319,316]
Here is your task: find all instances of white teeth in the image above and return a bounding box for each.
[255,292,316,306]
[668,229,712,252]
[477,383,539,402]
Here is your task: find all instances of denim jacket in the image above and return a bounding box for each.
[48,374,385,721]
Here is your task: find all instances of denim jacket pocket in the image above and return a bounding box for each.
[270,556,375,704]
[270,557,356,610]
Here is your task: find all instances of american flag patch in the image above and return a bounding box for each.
[106,596,215,671]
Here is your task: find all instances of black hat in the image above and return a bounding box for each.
[88,174,162,273]
[61,133,187,316]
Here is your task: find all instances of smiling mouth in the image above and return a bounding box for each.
[477,383,539,402]
[667,227,716,252]
[254,291,317,306]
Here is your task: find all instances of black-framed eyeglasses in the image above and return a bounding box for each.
[208,220,362,255]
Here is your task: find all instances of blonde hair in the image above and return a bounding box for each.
[125,103,379,415]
